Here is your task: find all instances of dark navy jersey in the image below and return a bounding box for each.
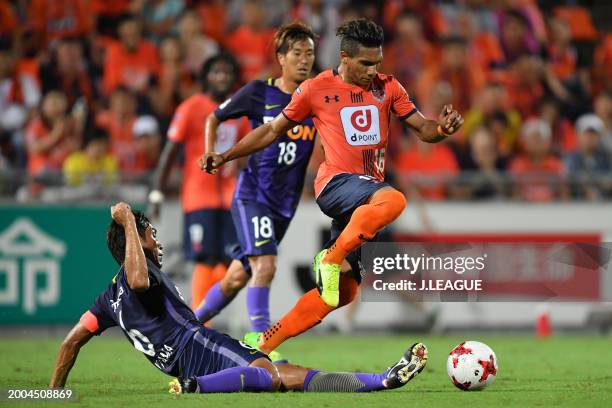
[214,78,316,218]
[85,259,201,375]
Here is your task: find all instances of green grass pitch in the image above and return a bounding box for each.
[2,334,611,407]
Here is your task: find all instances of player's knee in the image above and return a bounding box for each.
[227,273,248,292]
[251,358,281,391]
[250,256,276,286]
[221,267,248,295]
[383,190,407,219]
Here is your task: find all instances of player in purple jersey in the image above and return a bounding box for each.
[193,22,317,337]
[49,202,428,394]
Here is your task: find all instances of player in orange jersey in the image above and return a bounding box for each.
[202,19,463,353]
[150,53,249,310]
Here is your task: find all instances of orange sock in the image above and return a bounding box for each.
[191,263,215,309]
[323,189,406,265]
[212,263,228,282]
[259,276,359,353]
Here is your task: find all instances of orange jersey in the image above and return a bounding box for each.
[168,94,249,212]
[282,69,417,197]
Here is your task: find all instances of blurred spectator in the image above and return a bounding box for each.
[0,1,18,40]
[131,0,185,43]
[593,91,612,155]
[382,0,447,42]
[291,0,340,71]
[103,16,160,95]
[510,119,566,202]
[0,46,41,167]
[593,34,612,94]
[27,0,93,46]
[178,10,219,78]
[224,0,275,81]
[564,114,611,200]
[63,128,118,186]
[454,126,508,200]
[95,87,139,174]
[92,0,131,38]
[417,36,484,115]
[461,81,521,160]
[382,11,436,97]
[25,91,81,190]
[498,9,540,63]
[40,39,94,109]
[226,0,289,30]
[131,115,161,177]
[397,137,459,201]
[149,36,196,118]
[195,0,227,44]
[503,55,545,119]
[537,96,575,155]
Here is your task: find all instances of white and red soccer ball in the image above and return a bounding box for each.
[447,341,498,391]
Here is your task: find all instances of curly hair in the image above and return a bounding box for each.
[274,21,316,55]
[106,210,150,265]
[200,52,241,87]
[336,18,384,57]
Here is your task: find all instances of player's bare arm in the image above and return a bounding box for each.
[49,322,93,388]
[405,104,464,143]
[200,114,295,174]
[204,113,221,154]
[148,140,180,218]
[111,202,149,291]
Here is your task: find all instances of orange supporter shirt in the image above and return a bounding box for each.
[94,111,138,172]
[103,40,160,95]
[509,155,563,202]
[224,26,275,81]
[0,1,17,36]
[396,144,459,200]
[282,69,418,197]
[167,94,249,212]
[27,0,92,44]
[25,118,78,176]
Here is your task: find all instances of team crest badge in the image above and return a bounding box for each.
[371,86,385,102]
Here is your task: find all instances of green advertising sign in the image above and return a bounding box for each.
[0,206,121,324]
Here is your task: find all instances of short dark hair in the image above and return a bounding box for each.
[274,21,316,54]
[106,210,150,265]
[336,18,384,57]
[200,53,241,86]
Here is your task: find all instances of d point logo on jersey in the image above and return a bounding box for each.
[351,109,372,132]
[340,105,381,146]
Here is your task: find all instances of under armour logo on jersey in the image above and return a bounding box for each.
[350,91,364,103]
[324,95,340,103]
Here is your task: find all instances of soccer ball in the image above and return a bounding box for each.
[447,341,498,391]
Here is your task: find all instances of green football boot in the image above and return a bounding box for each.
[313,249,340,307]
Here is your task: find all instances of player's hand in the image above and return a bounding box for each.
[438,104,464,135]
[199,152,225,174]
[111,202,135,226]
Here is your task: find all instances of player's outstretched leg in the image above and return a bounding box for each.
[169,342,428,394]
[316,188,406,307]
[247,275,359,354]
[169,365,278,394]
[194,260,248,323]
[281,341,427,392]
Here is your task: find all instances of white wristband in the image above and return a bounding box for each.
[148,189,165,204]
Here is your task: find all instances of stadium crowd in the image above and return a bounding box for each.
[0,0,611,202]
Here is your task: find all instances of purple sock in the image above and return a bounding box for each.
[246,286,270,331]
[196,366,273,393]
[304,369,386,392]
[194,283,232,322]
